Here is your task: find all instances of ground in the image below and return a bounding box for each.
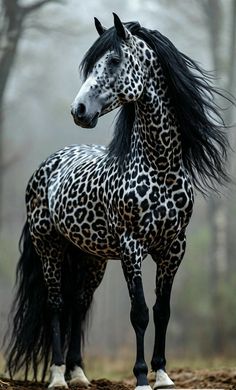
[1,369,236,390]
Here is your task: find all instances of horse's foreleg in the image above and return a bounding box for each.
[151,279,174,390]
[131,277,151,390]
[122,245,151,390]
[151,232,186,389]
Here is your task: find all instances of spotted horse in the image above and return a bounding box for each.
[6,13,229,390]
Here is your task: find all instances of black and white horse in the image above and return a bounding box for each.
[6,14,229,390]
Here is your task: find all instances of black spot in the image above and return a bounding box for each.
[167,201,174,208]
[92,219,106,231]
[149,186,159,202]
[41,208,49,219]
[87,211,94,223]
[155,206,166,219]
[141,212,153,226]
[124,190,137,204]
[137,175,150,185]
[82,223,91,238]
[171,241,181,254]
[91,188,97,201]
[169,209,176,218]
[86,181,92,192]
[91,233,97,241]
[132,165,138,179]
[137,185,148,197]
[94,203,104,217]
[173,192,187,208]
[65,215,74,228]
[145,49,151,59]
[141,198,149,211]
[75,207,87,223]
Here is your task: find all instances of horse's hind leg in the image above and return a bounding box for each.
[32,232,68,388]
[65,251,107,386]
[151,231,186,389]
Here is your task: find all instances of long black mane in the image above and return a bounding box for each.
[81,22,232,193]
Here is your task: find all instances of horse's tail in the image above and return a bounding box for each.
[5,221,51,380]
[5,221,88,381]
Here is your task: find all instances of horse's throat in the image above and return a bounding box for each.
[133,100,182,171]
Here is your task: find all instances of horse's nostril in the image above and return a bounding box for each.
[77,103,86,117]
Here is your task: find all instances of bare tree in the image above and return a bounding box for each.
[201,0,236,354]
[0,0,61,228]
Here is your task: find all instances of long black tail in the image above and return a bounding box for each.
[5,221,51,380]
[4,221,89,381]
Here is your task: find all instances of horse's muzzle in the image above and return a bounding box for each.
[71,104,99,129]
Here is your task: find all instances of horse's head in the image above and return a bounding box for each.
[71,14,152,128]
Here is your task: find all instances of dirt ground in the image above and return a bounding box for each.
[1,368,236,390]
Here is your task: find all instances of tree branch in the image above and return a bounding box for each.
[25,21,80,37]
[23,0,63,15]
[200,0,223,74]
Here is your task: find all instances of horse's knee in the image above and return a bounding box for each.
[131,302,149,331]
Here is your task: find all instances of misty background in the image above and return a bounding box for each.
[0,0,236,378]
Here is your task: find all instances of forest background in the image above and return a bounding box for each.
[0,0,236,379]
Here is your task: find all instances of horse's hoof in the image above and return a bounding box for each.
[153,369,174,389]
[69,366,90,387]
[48,364,68,388]
[135,386,152,390]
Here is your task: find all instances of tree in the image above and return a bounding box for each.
[0,0,61,228]
[201,0,236,354]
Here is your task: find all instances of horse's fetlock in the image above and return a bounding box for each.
[133,361,148,377]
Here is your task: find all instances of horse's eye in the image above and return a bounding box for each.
[108,56,120,66]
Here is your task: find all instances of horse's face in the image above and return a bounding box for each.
[71,16,150,128]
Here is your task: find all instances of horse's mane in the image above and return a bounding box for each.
[80,22,232,193]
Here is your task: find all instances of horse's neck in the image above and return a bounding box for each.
[132,70,182,174]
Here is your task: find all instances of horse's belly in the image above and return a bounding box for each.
[68,231,121,259]
[53,205,121,259]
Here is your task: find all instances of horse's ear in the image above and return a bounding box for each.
[113,13,130,40]
[94,17,106,36]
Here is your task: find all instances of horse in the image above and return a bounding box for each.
[5,13,229,390]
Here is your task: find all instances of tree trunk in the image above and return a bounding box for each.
[226,0,236,275]
[203,0,236,355]
[0,0,25,225]
[0,0,58,227]
[207,198,227,354]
